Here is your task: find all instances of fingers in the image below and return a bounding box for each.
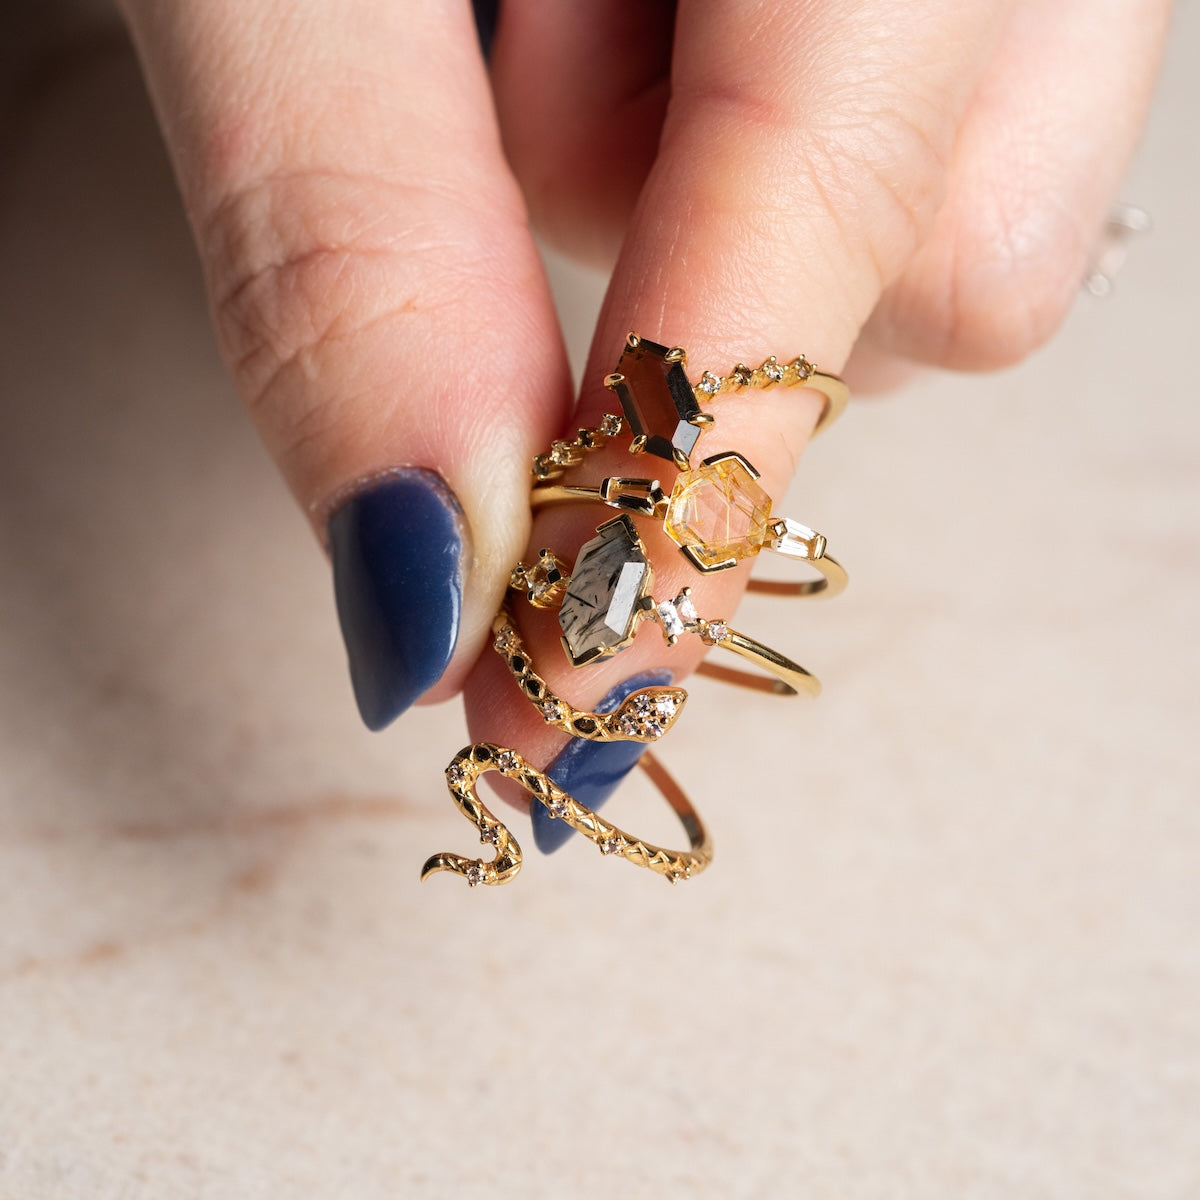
[118,0,572,727]
[463,0,1016,841]
[857,0,1172,370]
[490,0,674,267]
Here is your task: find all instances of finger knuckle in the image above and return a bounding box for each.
[201,170,412,418]
[938,201,1087,369]
[678,77,950,291]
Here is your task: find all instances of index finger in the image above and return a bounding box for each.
[459,0,1012,859]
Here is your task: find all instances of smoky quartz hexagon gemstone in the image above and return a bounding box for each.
[558,515,652,666]
[611,337,704,466]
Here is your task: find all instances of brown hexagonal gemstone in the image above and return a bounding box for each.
[611,338,703,466]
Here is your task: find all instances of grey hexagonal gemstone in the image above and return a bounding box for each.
[559,515,652,666]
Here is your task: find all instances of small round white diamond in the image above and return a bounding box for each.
[698,372,721,395]
[542,700,564,722]
[763,360,783,381]
[479,825,500,845]
[496,750,519,771]
[548,796,569,819]
[446,763,467,786]
[465,864,487,887]
[618,713,639,737]
[599,837,622,856]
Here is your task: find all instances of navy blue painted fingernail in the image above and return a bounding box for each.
[328,469,464,731]
[533,671,673,854]
[472,0,499,59]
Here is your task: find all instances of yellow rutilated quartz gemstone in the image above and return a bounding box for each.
[664,452,773,571]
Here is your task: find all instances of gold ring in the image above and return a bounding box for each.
[523,515,821,697]
[420,743,712,888]
[492,604,689,742]
[531,449,847,595]
[531,333,847,482]
[604,332,847,468]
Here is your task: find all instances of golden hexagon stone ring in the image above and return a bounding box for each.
[530,450,848,597]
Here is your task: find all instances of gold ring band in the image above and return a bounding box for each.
[420,743,711,887]
[530,452,848,597]
[492,605,689,741]
[604,333,846,469]
[692,354,847,438]
[532,333,848,482]
[516,516,823,696]
[695,629,820,697]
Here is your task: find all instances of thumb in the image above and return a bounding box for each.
[119,0,571,728]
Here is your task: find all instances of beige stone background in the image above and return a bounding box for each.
[1,8,1198,1199]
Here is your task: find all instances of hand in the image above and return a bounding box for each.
[118,0,1170,842]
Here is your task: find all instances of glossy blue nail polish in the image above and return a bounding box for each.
[328,469,464,731]
[533,671,673,854]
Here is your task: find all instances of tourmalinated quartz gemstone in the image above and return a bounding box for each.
[558,515,652,666]
[665,451,773,572]
[610,337,704,465]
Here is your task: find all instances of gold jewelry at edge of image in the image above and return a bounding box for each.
[420,744,711,888]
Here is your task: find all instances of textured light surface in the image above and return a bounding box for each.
[1,21,1199,1200]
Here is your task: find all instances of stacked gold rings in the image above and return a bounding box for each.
[422,332,849,889]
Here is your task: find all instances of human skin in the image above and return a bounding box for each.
[114,0,1170,810]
